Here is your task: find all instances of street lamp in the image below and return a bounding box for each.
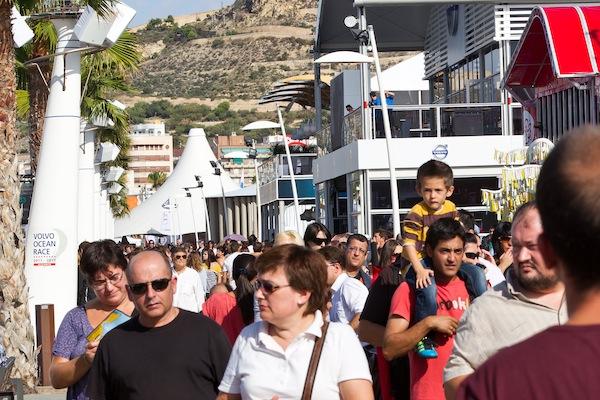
[242,118,302,234]
[314,21,401,237]
[183,188,198,246]
[211,160,229,235]
[241,121,281,240]
[195,176,212,241]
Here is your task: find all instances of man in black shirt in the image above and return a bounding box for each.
[88,250,231,400]
[359,259,410,400]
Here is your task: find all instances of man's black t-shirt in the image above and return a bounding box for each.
[458,325,600,400]
[89,309,231,400]
[360,264,410,400]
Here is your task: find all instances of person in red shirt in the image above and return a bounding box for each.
[383,218,471,400]
[202,254,257,344]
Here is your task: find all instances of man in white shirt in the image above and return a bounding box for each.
[444,202,566,399]
[319,246,368,331]
[171,247,204,313]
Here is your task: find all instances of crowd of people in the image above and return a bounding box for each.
[49,126,600,399]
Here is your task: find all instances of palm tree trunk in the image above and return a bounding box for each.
[0,0,39,390]
[27,39,50,175]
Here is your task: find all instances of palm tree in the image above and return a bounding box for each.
[0,0,38,389]
[147,171,167,188]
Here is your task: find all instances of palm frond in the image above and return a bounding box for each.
[16,90,30,119]
[84,30,140,76]
[83,0,117,18]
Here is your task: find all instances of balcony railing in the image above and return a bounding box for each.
[317,102,508,153]
[257,153,318,185]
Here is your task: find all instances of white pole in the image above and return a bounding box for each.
[78,127,95,243]
[253,140,263,241]
[276,107,302,233]
[188,193,199,246]
[368,25,401,237]
[169,197,176,244]
[220,175,229,236]
[24,18,81,333]
[199,186,212,241]
[175,197,183,242]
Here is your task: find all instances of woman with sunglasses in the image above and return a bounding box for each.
[203,254,258,344]
[372,239,403,282]
[303,222,332,250]
[50,240,135,400]
[489,221,514,273]
[217,244,373,400]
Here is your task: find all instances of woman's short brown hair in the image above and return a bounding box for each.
[79,239,128,277]
[255,244,328,315]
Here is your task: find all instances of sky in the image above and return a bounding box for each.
[126,0,235,28]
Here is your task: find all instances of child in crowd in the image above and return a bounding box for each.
[402,160,487,358]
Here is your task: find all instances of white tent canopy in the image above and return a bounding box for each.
[370,52,428,91]
[115,128,239,237]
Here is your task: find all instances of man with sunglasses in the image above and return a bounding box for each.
[444,203,566,400]
[88,250,231,400]
[171,247,205,313]
[462,233,505,288]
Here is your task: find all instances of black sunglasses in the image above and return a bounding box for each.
[174,254,187,260]
[311,238,330,246]
[256,279,290,295]
[465,252,480,260]
[128,278,171,295]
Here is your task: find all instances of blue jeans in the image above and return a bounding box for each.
[405,260,487,323]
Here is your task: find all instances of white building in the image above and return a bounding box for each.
[311,1,544,235]
[126,121,173,196]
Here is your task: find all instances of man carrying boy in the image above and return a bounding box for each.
[402,160,486,358]
[384,219,470,400]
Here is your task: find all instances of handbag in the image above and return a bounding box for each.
[301,321,330,400]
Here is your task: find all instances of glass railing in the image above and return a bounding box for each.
[257,154,318,184]
[315,102,503,153]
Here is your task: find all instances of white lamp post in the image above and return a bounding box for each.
[210,161,229,235]
[23,2,135,333]
[241,120,280,240]
[184,189,198,246]
[242,118,302,234]
[314,23,401,237]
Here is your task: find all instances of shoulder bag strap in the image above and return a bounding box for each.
[301,321,330,400]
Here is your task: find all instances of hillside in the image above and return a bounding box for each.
[126,0,409,109]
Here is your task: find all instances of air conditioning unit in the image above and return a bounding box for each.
[74,2,136,47]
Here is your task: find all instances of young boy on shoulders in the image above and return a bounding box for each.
[402,160,486,358]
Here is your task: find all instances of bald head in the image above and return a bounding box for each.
[127,250,172,281]
[537,125,600,290]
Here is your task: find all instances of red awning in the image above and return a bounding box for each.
[504,6,600,96]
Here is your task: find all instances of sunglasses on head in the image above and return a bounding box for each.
[256,279,290,295]
[128,278,171,295]
[465,252,480,260]
[174,254,187,260]
[311,238,330,246]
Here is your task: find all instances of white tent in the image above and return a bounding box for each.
[370,52,428,91]
[115,128,239,237]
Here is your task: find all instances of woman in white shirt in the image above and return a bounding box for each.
[217,244,373,400]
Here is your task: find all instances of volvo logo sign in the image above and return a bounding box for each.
[432,144,448,160]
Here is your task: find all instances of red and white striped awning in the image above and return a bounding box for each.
[504,5,600,92]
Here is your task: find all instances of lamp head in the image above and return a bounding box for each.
[344,15,358,28]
